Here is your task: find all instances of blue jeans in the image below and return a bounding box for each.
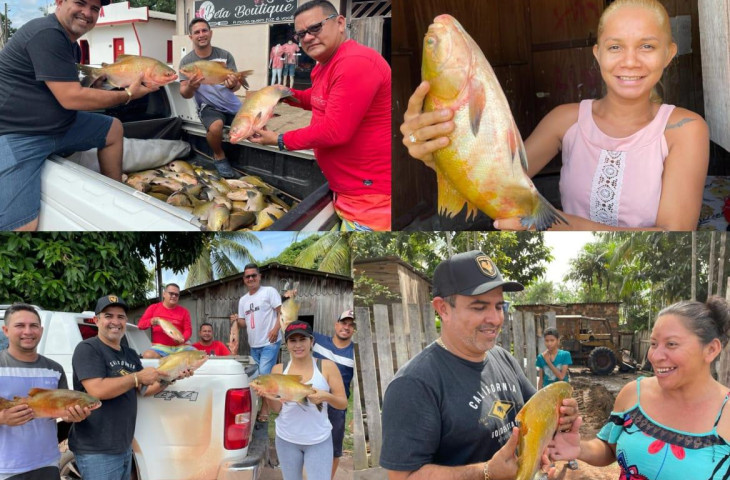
[0,112,113,229]
[251,340,281,375]
[75,448,133,480]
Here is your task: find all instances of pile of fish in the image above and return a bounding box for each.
[515,381,573,480]
[421,15,565,230]
[250,374,322,411]
[122,160,292,231]
[0,388,101,418]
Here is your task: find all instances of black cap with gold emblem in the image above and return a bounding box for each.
[432,250,524,298]
[94,295,129,315]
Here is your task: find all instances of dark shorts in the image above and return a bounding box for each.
[6,466,60,480]
[328,405,347,457]
[198,105,237,131]
[0,112,113,230]
[283,63,296,77]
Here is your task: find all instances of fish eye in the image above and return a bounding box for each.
[426,36,436,47]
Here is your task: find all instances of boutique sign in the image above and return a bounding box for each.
[193,0,296,26]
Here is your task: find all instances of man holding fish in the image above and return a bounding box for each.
[380,250,579,480]
[179,17,249,179]
[0,0,161,231]
[137,283,196,359]
[0,303,94,480]
[248,0,391,231]
[69,294,191,480]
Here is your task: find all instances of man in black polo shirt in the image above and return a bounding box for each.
[0,0,158,231]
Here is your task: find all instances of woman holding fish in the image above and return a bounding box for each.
[548,296,730,479]
[250,321,347,480]
[401,0,708,231]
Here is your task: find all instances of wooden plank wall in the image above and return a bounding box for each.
[698,0,730,151]
[392,0,708,229]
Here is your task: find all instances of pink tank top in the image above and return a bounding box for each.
[559,99,675,228]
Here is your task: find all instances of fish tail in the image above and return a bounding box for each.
[77,64,103,87]
[236,70,254,90]
[0,396,15,409]
[280,87,300,104]
[520,193,567,231]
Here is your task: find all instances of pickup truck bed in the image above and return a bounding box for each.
[38,83,336,231]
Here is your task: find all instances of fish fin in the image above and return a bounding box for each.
[315,402,323,412]
[468,77,485,136]
[27,388,49,396]
[507,126,529,173]
[520,192,568,231]
[236,70,254,90]
[436,171,468,219]
[115,54,135,62]
[77,64,103,87]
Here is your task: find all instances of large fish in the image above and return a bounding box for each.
[78,54,178,88]
[279,281,300,333]
[228,85,295,144]
[140,350,208,395]
[250,374,322,411]
[151,317,185,344]
[515,381,573,480]
[0,388,101,418]
[422,15,566,230]
[179,60,253,89]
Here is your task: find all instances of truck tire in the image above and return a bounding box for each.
[588,347,617,375]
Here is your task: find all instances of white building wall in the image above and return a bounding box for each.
[85,24,141,65]
[137,21,176,62]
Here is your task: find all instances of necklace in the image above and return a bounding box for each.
[436,337,448,351]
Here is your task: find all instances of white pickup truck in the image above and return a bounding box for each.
[38,82,336,231]
[0,305,268,480]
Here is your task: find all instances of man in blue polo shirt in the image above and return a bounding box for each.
[313,309,355,479]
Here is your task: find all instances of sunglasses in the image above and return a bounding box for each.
[166,292,180,297]
[244,274,259,279]
[293,14,337,42]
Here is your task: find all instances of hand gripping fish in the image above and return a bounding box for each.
[515,381,573,480]
[421,15,566,231]
[0,388,101,418]
[151,317,185,344]
[250,374,323,412]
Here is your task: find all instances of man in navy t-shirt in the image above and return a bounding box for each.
[313,309,355,478]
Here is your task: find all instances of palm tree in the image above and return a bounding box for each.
[185,232,262,288]
[292,232,352,276]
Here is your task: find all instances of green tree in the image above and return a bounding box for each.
[0,233,151,310]
[354,275,401,307]
[293,233,351,276]
[272,234,321,267]
[134,233,207,297]
[184,232,261,288]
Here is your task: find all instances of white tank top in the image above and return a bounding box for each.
[275,357,332,445]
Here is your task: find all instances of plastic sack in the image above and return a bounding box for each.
[64,138,191,173]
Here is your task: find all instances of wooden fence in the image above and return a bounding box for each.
[353,304,549,474]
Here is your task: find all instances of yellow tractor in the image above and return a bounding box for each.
[555,315,636,375]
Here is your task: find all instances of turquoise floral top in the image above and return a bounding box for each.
[597,377,730,480]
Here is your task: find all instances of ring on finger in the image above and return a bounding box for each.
[409,133,418,144]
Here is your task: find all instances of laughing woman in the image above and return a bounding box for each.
[549,297,730,479]
[252,321,347,480]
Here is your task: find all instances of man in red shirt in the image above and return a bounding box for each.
[193,322,231,356]
[250,0,391,231]
[137,283,195,358]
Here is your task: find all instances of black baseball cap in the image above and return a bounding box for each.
[95,295,129,315]
[285,321,314,340]
[99,0,111,6]
[432,250,524,298]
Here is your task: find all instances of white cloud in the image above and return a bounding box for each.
[543,232,596,285]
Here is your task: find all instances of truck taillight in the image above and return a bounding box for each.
[224,388,252,450]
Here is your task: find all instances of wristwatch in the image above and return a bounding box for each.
[277,133,287,151]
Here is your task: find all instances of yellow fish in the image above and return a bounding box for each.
[422,15,566,230]
[515,381,573,480]
[179,60,252,89]
[250,374,322,411]
[0,388,101,418]
[78,54,177,88]
[229,85,295,144]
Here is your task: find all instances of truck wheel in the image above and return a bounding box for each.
[60,451,82,480]
[588,347,617,375]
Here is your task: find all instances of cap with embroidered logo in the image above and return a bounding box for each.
[94,295,129,315]
[432,250,524,298]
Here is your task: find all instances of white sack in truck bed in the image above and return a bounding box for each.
[64,138,191,173]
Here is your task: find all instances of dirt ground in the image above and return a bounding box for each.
[549,366,647,480]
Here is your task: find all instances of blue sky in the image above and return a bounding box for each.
[4,0,54,28]
[161,232,316,291]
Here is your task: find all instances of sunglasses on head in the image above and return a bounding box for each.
[293,14,337,42]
